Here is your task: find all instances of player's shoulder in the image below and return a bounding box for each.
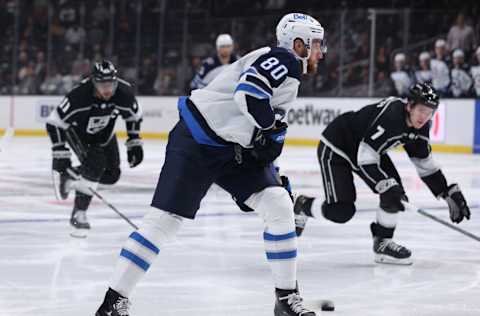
[367,96,406,121]
[202,56,221,69]
[67,78,93,101]
[256,46,301,80]
[114,77,137,105]
[382,96,406,114]
[116,77,135,94]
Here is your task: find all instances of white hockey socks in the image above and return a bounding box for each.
[376,208,398,228]
[246,187,297,290]
[109,209,183,297]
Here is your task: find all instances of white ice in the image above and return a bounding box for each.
[0,137,479,316]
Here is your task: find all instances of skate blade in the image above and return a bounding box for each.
[375,254,413,265]
[70,228,89,238]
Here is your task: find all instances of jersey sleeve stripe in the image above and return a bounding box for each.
[235,83,271,99]
[245,75,273,95]
[238,67,258,78]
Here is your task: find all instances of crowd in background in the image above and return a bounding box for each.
[1,0,480,97]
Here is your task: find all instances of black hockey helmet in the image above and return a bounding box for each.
[407,83,439,110]
[91,59,118,83]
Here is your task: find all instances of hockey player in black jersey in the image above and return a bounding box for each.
[46,60,143,237]
[294,83,470,265]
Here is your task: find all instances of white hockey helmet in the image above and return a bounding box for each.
[276,13,326,71]
[216,34,233,48]
[418,51,430,62]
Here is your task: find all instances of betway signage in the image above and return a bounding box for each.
[286,98,446,143]
[2,96,474,150]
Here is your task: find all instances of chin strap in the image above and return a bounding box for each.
[301,58,308,74]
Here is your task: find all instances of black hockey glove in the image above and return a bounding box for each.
[251,121,288,165]
[379,184,408,212]
[441,184,470,224]
[126,136,144,168]
[52,144,72,173]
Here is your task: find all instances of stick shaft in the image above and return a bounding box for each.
[89,188,139,230]
[417,208,480,242]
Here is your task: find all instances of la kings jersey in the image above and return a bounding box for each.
[187,46,301,148]
[190,54,239,90]
[46,78,142,146]
[320,97,440,193]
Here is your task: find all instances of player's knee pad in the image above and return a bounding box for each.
[81,146,107,181]
[245,186,294,234]
[99,167,121,185]
[138,209,184,246]
[321,202,356,223]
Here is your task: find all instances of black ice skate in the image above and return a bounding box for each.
[371,223,412,265]
[274,288,316,316]
[96,287,131,316]
[70,209,90,238]
[293,195,314,237]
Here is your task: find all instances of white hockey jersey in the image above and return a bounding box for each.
[430,59,450,92]
[470,65,480,97]
[190,54,238,90]
[390,70,413,96]
[450,65,473,97]
[415,69,433,84]
[184,46,301,148]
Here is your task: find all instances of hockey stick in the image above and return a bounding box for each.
[66,167,139,230]
[64,128,87,162]
[88,187,139,230]
[63,132,138,230]
[403,202,480,242]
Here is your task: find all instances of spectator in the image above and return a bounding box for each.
[64,24,86,48]
[17,61,36,94]
[138,57,157,95]
[470,47,480,97]
[431,39,451,96]
[390,53,414,97]
[450,49,473,97]
[375,70,395,96]
[376,46,390,74]
[446,13,476,58]
[92,1,109,26]
[153,69,175,95]
[34,50,47,91]
[415,51,433,84]
[40,66,63,94]
[58,0,78,28]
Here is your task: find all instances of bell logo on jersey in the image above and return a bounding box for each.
[86,115,111,134]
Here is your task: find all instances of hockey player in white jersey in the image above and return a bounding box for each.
[190,33,238,90]
[96,13,326,316]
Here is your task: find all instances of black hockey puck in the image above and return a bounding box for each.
[320,299,335,311]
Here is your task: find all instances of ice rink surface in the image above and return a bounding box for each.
[0,137,479,316]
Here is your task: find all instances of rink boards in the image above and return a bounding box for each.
[0,95,478,153]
